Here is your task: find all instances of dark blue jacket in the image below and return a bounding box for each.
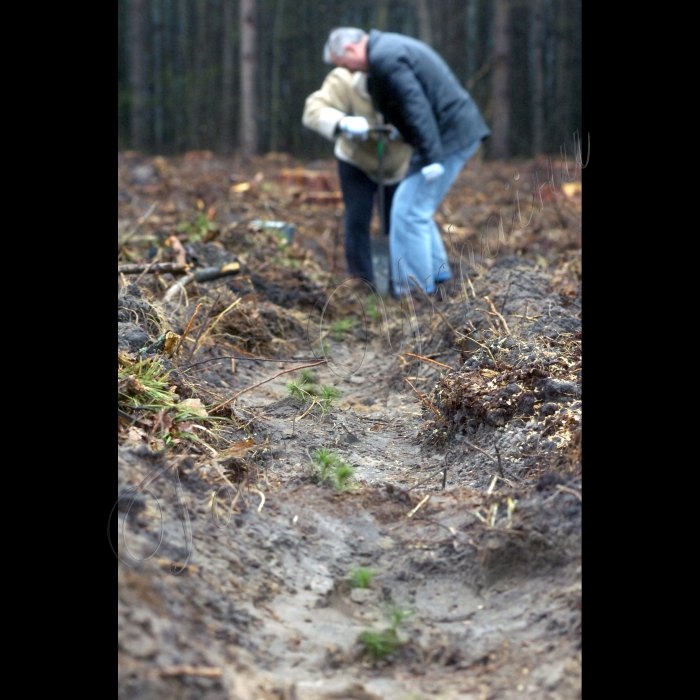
[366,30,491,176]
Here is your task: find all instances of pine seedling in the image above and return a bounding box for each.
[319,384,342,414]
[348,567,375,589]
[286,379,311,405]
[334,463,355,491]
[311,447,342,483]
[358,628,402,661]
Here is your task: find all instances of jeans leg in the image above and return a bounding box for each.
[390,145,478,296]
[337,159,376,283]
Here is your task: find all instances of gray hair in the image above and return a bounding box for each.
[322,27,367,64]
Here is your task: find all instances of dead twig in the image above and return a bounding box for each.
[495,445,504,478]
[461,333,499,370]
[163,273,196,303]
[249,487,266,513]
[118,262,189,276]
[185,354,321,370]
[484,296,511,335]
[407,494,431,518]
[135,256,165,286]
[160,666,222,678]
[185,294,220,367]
[404,378,449,428]
[195,297,242,347]
[499,275,512,315]
[407,464,448,491]
[556,485,582,502]
[210,360,328,413]
[174,303,202,357]
[403,352,453,371]
[120,202,158,246]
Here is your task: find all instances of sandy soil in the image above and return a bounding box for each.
[117,151,582,699]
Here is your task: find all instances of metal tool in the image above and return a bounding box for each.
[370,125,393,295]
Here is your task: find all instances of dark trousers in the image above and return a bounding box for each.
[337,158,397,284]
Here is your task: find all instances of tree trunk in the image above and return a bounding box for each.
[376,0,390,30]
[529,0,544,155]
[193,0,207,149]
[220,0,235,155]
[415,0,432,47]
[239,0,258,160]
[175,0,188,152]
[490,0,510,160]
[269,0,285,153]
[554,0,569,148]
[129,0,147,150]
[151,0,164,150]
[465,0,478,81]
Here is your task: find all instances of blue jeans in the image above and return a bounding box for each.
[390,141,481,296]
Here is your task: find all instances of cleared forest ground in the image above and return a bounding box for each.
[117,150,582,699]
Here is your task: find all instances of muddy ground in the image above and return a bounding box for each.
[117,149,582,699]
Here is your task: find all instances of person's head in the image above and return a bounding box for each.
[323,28,369,72]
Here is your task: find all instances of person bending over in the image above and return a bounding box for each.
[323,27,490,297]
[302,66,412,290]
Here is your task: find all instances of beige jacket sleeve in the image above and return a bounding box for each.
[302,68,412,185]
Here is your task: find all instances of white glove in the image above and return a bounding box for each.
[388,125,400,140]
[421,163,445,183]
[338,116,370,140]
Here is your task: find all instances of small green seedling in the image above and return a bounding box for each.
[310,448,355,490]
[330,317,357,341]
[311,447,341,483]
[358,628,402,661]
[285,379,310,405]
[319,384,342,415]
[348,567,375,589]
[286,373,341,417]
[358,603,414,662]
[334,463,355,490]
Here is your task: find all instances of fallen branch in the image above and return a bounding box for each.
[163,262,241,303]
[407,464,447,491]
[185,354,321,370]
[210,359,328,413]
[459,437,500,466]
[404,378,449,428]
[160,666,222,678]
[118,262,190,276]
[403,352,453,370]
[407,494,430,518]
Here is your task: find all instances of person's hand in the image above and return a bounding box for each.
[338,116,370,140]
[388,125,400,140]
[421,163,445,183]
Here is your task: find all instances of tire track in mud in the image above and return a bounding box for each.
[118,326,581,699]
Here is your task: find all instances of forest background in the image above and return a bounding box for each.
[117,0,582,161]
